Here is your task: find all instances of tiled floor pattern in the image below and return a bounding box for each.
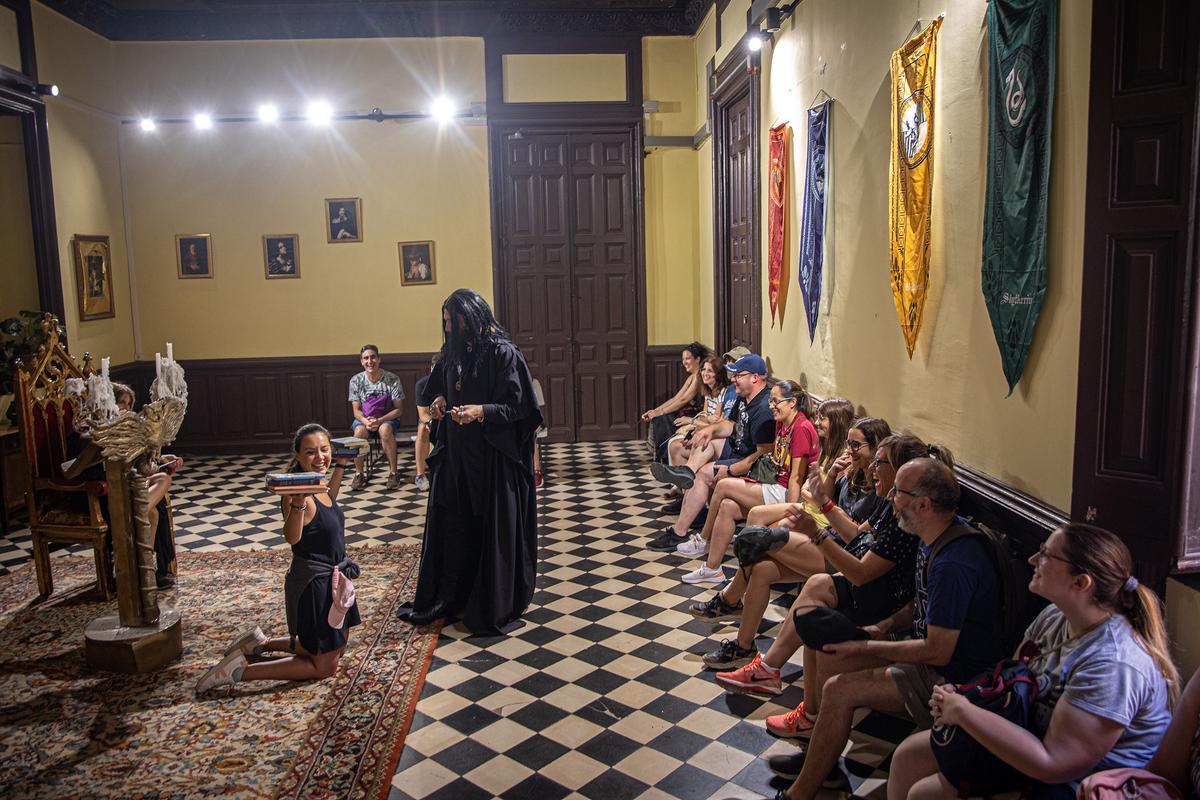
[0,442,912,799]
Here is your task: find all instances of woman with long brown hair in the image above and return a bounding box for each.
[888,523,1177,799]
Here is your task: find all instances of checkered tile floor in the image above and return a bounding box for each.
[0,442,913,799]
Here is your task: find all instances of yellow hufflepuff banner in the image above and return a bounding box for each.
[889,17,942,357]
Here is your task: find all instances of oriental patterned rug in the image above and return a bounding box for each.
[0,546,440,800]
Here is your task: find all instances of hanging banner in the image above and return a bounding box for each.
[798,99,831,342]
[888,18,942,357]
[768,124,789,326]
[982,0,1056,394]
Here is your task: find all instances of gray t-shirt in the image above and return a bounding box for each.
[1024,605,1171,774]
[348,370,405,418]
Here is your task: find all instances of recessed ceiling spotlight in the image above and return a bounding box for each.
[194,113,213,130]
[258,104,279,123]
[306,100,332,125]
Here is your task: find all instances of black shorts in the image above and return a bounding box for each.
[832,574,897,627]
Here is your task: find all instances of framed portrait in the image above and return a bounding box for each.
[263,234,300,279]
[325,197,362,243]
[176,233,214,278]
[72,235,115,321]
[398,240,436,286]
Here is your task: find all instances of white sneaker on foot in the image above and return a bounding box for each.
[414,474,430,492]
[682,564,726,584]
[196,651,247,694]
[224,626,267,658]
[676,533,708,558]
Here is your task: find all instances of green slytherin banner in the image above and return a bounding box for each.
[982,0,1057,393]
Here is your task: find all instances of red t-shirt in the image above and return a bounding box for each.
[774,414,820,487]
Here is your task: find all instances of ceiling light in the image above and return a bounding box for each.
[140,118,156,132]
[36,83,59,97]
[747,34,763,52]
[258,104,279,123]
[306,101,332,125]
[429,95,457,123]
[765,8,783,32]
[193,113,213,130]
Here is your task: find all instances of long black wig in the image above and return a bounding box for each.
[439,288,511,379]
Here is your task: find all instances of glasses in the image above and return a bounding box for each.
[768,397,795,407]
[887,485,922,498]
[731,371,754,379]
[870,455,893,469]
[1036,544,1075,567]
[846,439,868,452]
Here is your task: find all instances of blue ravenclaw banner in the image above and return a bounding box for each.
[799,99,831,342]
[982,0,1056,393]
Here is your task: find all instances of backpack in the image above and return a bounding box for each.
[925,522,1047,654]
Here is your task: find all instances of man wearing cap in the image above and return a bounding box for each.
[647,353,775,551]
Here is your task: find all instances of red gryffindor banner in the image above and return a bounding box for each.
[768,124,790,325]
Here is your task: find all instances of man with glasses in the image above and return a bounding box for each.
[647,353,775,552]
[764,458,1005,797]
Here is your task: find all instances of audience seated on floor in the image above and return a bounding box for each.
[647,353,775,553]
[348,344,405,490]
[757,458,1007,799]
[674,379,819,585]
[663,354,734,502]
[642,342,708,462]
[888,523,1177,800]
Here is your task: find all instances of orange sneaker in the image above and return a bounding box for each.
[766,700,817,738]
[714,652,782,695]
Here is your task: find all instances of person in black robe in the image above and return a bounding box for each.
[396,289,542,635]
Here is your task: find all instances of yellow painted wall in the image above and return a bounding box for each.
[111,36,490,359]
[0,6,19,72]
[643,36,700,345]
[0,116,39,321]
[694,9,717,346]
[31,3,135,363]
[503,54,627,103]
[752,0,1089,510]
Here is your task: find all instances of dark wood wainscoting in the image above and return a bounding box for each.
[113,354,435,455]
[645,345,687,410]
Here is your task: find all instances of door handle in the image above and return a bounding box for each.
[743,314,748,325]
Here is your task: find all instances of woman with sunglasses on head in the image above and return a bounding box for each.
[675,380,819,584]
[887,524,1177,800]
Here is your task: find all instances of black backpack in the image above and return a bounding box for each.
[925,522,1046,654]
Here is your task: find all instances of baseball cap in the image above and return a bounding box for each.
[726,354,767,375]
[722,346,752,362]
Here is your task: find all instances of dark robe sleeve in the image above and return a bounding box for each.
[481,342,543,466]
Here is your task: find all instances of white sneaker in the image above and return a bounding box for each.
[682,564,726,584]
[224,626,267,658]
[676,533,708,558]
[196,650,247,694]
[414,474,430,492]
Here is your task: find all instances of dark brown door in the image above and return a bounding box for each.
[1072,0,1200,588]
[712,49,761,354]
[498,128,641,442]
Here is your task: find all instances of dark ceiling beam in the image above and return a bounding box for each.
[37,0,717,40]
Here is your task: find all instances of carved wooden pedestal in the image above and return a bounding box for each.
[84,606,182,673]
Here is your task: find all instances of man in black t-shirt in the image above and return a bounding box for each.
[648,354,775,551]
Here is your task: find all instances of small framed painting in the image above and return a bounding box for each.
[326,197,362,243]
[264,234,300,279]
[399,240,436,286]
[176,233,213,278]
[72,235,115,321]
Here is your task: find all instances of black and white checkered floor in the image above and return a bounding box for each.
[0,442,913,800]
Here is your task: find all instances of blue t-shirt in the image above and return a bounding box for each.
[720,384,737,416]
[913,526,1006,683]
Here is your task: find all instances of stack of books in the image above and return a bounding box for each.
[330,436,369,459]
[265,472,327,494]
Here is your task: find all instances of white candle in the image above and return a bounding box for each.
[101,357,109,379]
[166,342,173,364]
[155,353,162,381]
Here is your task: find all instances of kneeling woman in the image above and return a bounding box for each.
[196,423,361,692]
[887,524,1176,799]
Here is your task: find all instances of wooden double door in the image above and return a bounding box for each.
[495,127,642,443]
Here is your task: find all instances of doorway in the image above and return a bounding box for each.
[492,124,644,443]
[712,47,762,354]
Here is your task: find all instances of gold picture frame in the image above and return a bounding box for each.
[72,235,115,321]
[325,197,362,243]
[176,233,214,279]
[398,240,436,286]
[263,234,300,279]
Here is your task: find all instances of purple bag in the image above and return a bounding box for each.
[360,394,393,419]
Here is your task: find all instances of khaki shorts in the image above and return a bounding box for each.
[886,662,945,729]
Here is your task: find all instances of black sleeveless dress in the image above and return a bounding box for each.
[290,498,361,654]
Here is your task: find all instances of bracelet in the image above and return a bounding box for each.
[819,498,836,514]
